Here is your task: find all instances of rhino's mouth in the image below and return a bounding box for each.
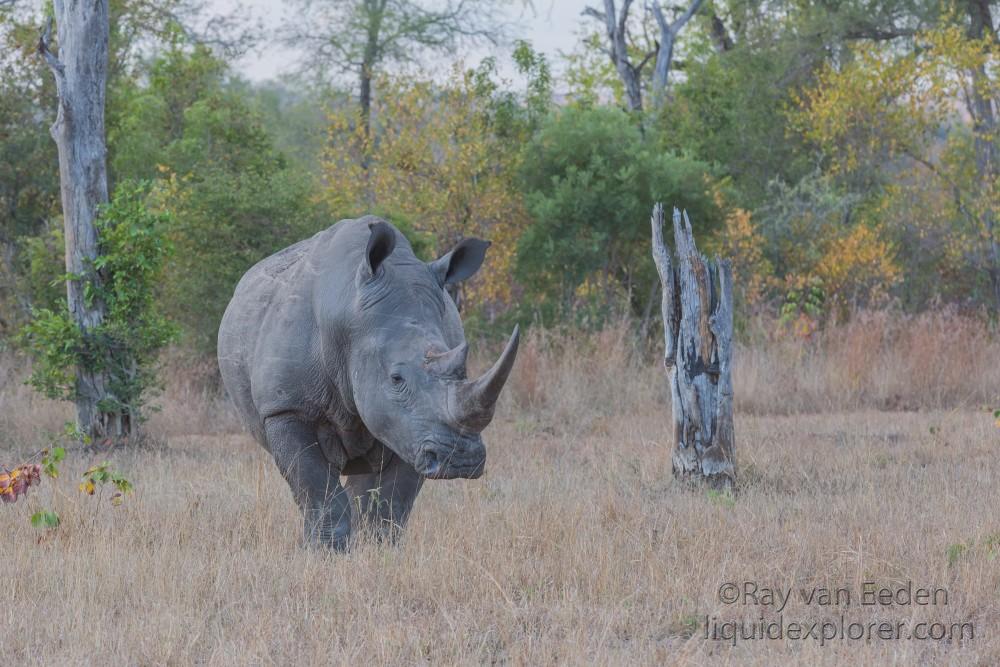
[419,438,486,480]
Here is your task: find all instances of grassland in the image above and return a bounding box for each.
[2,311,999,665]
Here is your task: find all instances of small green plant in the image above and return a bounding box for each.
[929,424,948,446]
[983,533,1000,560]
[779,277,826,337]
[944,535,1000,566]
[706,488,736,509]
[30,510,60,529]
[869,452,893,470]
[2,428,135,529]
[41,446,66,479]
[675,613,701,638]
[946,541,971,567]
[80,462,134,504]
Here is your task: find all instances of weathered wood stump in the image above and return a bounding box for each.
[650,204,736,490]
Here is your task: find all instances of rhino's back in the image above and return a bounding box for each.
[217,230,327,444]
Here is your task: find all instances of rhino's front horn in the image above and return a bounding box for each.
[453,325,520,431]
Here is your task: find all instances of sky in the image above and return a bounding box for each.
[219,0,595,83]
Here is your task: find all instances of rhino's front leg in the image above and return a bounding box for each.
[343,454,424,544]
[264,414,352,550]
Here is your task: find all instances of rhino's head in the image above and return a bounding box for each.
[347,221,519,480]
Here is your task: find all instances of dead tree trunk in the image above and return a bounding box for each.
[38,2,120,442]
[651,204,735,489]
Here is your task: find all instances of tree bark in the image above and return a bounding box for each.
[585,0,644,112]
[360,67,373,139]
[966,0,1000,312]
[651,204,736,490]
[359,0,386,142]
[38,1,121,442]
[650,0,704,111]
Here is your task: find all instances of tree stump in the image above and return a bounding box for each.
[650,204,736,490]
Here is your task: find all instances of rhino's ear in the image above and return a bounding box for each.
[430,238,491,286]
[363,221,396,280]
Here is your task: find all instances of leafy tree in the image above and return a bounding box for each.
[283,0,507,137]
[795,20,1000,312]
[516,106,718,325]
[749,172,900,320]
[322,46,550,313]
[663,36,813,207]
[563,30,625,109]
[17,42,324,352]
[238,80,333,175]
[18,223,66,314]
[0,0,252,337]
[111,45,324,350]
[711,189,773,313]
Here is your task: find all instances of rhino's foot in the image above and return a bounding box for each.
[353,516,405,546]
[304,516,351,552]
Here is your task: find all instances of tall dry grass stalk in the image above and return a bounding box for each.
[736,310,1000,414]
[0,353,72,450]
[1,310,998,664]
[494,310,999,435]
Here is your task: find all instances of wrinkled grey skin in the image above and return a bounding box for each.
[218,216,519,550]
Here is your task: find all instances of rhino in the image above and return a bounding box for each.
[217,216,519,550]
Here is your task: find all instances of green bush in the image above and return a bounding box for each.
[516,106,719,326]
[19,182,176,419]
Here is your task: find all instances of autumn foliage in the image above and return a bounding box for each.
[322,68,529,309]
[793,23,1000,310]
[0,464,41,504]
[0,443,133,528]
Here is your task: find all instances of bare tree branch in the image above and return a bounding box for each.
[583,0,643,111]
[649,0,703,110]
[282,0,511,137]
[36,17,65,88]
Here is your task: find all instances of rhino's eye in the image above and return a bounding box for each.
[390,373,404,386]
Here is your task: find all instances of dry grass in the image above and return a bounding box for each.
[736,309,1000,414]
[2,312,999,665]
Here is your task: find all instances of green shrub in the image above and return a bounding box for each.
[19,182,177,421]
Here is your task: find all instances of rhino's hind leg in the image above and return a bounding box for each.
[264,414,352,550]
[344,455,424,544]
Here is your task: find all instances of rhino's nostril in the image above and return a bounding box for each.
[424,450,441,476]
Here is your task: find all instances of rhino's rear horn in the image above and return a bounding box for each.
[426,342,469,378]
[453,325,520,431]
